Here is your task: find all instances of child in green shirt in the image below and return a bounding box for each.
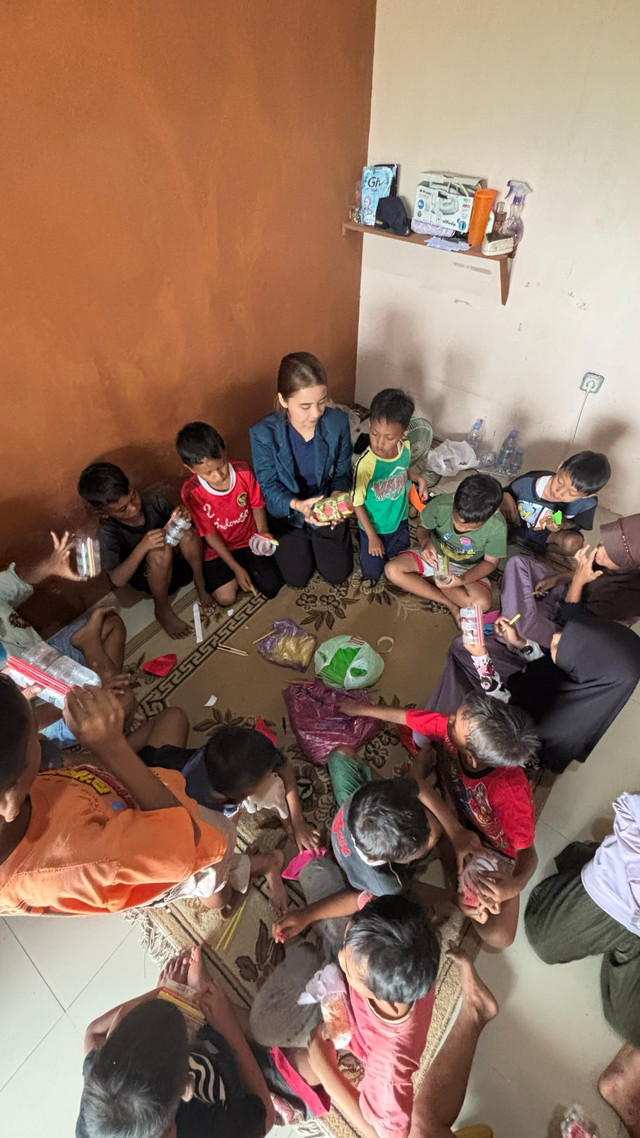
[352,389,427,580]
[385,474,506,621]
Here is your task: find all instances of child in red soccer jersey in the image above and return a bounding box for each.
[176,421,283,605]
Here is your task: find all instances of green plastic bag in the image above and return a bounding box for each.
[314,635,384,690]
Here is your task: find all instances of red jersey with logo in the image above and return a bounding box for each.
[181,463,264,561]
[405,709,535,858]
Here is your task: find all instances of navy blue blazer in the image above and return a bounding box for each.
[249,407,353,523]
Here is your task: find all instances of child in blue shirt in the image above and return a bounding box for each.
[352,389,427,580]
[502,450,611,553]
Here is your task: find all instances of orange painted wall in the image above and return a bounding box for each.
[1,0,375,590]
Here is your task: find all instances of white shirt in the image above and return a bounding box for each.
[581,793,640,934]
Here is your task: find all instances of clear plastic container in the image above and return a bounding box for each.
[165,513,192,546]
[506,447,524,478]
[560,1104,599,1138]
[249,533,278,557]
[496,430,518,473]
[478,452,496,469]
[5,642,100,709]
[466,419,484,452]
[75,537,101,578]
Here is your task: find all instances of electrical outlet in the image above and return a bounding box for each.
[580,372,604,394]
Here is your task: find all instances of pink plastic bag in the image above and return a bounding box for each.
[283,679,380,765]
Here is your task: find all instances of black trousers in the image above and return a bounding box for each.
[268,516,353,588]
[203,545,283,599]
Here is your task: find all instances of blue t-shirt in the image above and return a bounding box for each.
[287,423,319,497]
[508,471,597,544]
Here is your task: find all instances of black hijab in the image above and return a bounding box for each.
[508,617,640,772]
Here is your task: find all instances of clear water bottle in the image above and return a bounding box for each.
[496,429,518,473]
[506,447,524,478]
[478,452,496,470]
[249,533,277,557]
[6,642,100,709]
[165,512,192,546]
[466,419,484,453]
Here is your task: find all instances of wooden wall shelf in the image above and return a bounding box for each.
[342,220,515,306]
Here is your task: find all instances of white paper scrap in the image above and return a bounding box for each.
[227,609,234,616]
[205,695,218,707]
[193,602,203,643]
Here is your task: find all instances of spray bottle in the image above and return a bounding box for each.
[502,181,532,246]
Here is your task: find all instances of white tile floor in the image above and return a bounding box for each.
[2,512,635,1138]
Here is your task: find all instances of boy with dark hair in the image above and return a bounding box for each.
[353,388,428,580]
[385,474,506,619]
[259,862,440,1138]
[502,449,611,551]
[78,461,211,640]
[340,692,539,949]
[176,421,283,604]
[140,721,321,857]
[0,679,228,916]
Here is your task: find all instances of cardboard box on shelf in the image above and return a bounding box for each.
[413,172,485,235]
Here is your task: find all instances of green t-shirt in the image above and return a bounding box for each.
[420,493,506,564]
[352,440,411,535]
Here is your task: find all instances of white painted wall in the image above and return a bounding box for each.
[355,0,640,514]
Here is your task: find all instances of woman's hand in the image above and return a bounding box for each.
[293,497,331,525]
[573,544,603,586]
[494,615,526,649]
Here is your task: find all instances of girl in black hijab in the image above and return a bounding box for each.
[459,616,640,773]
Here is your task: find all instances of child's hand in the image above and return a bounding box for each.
[415,475,429,501]
[573,544,603,586]
[367,533,385,559]
[457,897,491,923]
[419,537,439,567]
[64,685,125,750]
[494,616,526,648]
[451,828,484,875]
[533,575,559,597]
[475,870,520,906]
[272,909,310,943]
[338,697,367,716]
[172,505,192,523]
[293,818,322,852]
[543,515,561,532]
[47,531,83,581]
[141,529,168,555]
[234,565,254,593]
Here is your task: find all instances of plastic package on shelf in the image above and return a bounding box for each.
[314,634,384,690]
[256,619,317,671]
[283,679,380,765]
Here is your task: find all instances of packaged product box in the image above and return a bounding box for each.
[412,172,485,235]
[360,164,398,226]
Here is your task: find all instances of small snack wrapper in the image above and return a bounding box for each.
[310,493,354,524]
[561,1105,599,1138]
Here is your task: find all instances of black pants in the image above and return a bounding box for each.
[268,516,353,588]
[203,545,283,599]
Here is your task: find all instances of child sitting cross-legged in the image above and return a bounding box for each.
[256,859,440,1138]
[352,388,428,581]
[176,420,283,605]
[339,693,540,949]
[385,473,506,622]
[501,449,611,553]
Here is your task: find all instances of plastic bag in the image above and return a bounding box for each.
[298,963,352,1048]
[560,1106,599,1138]
[458,853,500,908]
[283,679,380,764]
[257,619,317,671]
[426,439,476,476]
[314,635,384,690]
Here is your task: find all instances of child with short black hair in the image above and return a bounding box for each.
[260,865,440,1138]
[502,449,611,551]
[78,461,210,640]
[352,388,428,580]
[176,421,283,604]
[339,692,539,949]
[385,473,506,619]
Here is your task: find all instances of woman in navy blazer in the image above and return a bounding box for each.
[250,352,353,587]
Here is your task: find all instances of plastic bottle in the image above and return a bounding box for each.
[502,180,532,246]
[249,534,278,557]
[492,200,507,235]
[165,512,192,546]
[496,430,518,473]
[6,642,100,708]
[506,447,524,478]
[465,419,484,453]
[560,1104,599,1138]
[478,452,496,470]
[467,189,497,247]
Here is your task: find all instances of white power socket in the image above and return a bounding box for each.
[580,372,604,393]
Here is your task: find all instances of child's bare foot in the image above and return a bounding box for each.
[598,1044,640,1138]
[265,849,288,920]
[159,950,190,987]
[155,604,191,640]
[196,589,216,616]
[69,606,117,653]
[447,944,499,1024]
[186,945,210,993]
[220,889,246,919]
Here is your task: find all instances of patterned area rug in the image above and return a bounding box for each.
[121,526,545,1137]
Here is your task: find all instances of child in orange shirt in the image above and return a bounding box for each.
[0,678,227,916]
